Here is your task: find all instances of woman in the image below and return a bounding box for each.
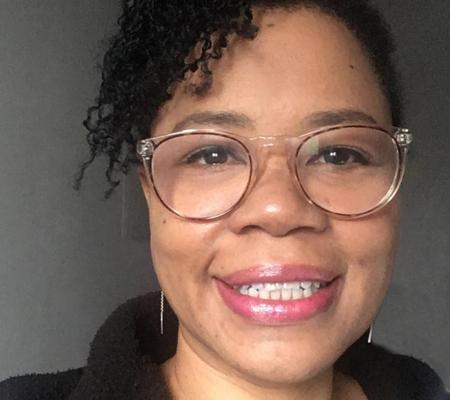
[1,1,448,399]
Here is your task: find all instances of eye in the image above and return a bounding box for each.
[185,145,238,165]
[310,146,369,166]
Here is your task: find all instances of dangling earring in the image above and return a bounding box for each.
[367,323,374,344]
[160,290,165,335]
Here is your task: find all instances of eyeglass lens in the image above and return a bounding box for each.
[150,127,400,219]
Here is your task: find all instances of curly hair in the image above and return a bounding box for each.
[75,0,403,197]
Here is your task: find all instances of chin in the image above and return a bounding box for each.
[220,337,341,386]
[232,354,334,387]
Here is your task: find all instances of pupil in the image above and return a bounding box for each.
[205,146,227,164]
[324,149,349,165]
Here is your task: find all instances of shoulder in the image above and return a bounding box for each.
[369,346,448,399]
[0,367,83,400]
[339,340,450,399]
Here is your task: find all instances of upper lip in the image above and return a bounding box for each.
[217,264,340,287]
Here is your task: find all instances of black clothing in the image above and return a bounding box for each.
[0,291,448,399]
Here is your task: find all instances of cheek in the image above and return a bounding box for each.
[332,201,400,334]
[147,191,221,296]
[335,199,400,265]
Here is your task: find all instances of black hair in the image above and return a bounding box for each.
[75,0,403,197]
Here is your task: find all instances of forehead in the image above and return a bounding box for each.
[153,7,391,136]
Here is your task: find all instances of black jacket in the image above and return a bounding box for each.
[0,292,448,399]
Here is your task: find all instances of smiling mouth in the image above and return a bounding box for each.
[216,277,339,324]
[232,281,330,301]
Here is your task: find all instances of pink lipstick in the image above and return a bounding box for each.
[215,265,340,324]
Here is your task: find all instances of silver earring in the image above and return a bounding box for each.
[160,290,164,335]
[367,323,374,344]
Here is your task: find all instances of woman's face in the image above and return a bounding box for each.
[140,8,399,384]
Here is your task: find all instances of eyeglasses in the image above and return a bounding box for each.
[137,124,412,221]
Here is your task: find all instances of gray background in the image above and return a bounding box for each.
[0,0,449,388]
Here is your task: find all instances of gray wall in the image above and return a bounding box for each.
[0,0,448,387]
[372,0,450,386]
[0,1,156,379]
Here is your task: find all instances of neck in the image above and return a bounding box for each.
[161,329,357,400]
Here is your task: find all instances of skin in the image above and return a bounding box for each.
[139,7,399,400]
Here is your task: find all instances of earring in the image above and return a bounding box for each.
[367,323,374,344]
[160,290,164,335]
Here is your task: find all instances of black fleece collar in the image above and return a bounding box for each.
[66,291,449,400]
[68,292,177,400]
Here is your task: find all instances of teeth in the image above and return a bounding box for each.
[265,283,278,291]
[235,281,325,300]
[239,287,249,295]
[270,290,281,300]
[283,282,300,289]
[281,288,291,300]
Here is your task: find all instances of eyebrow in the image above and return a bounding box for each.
[171,108,378,132]
[305,109,378,128]
[172,111,253,132]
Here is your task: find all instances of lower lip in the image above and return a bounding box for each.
[215,279,340,324]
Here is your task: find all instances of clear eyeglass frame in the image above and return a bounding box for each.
[137,123,413,221]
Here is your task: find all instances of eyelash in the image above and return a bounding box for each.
[184,145,244,165]
[180,143,372,168]
[307,146,370,166]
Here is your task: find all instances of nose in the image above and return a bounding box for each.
[226,159,330,237]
